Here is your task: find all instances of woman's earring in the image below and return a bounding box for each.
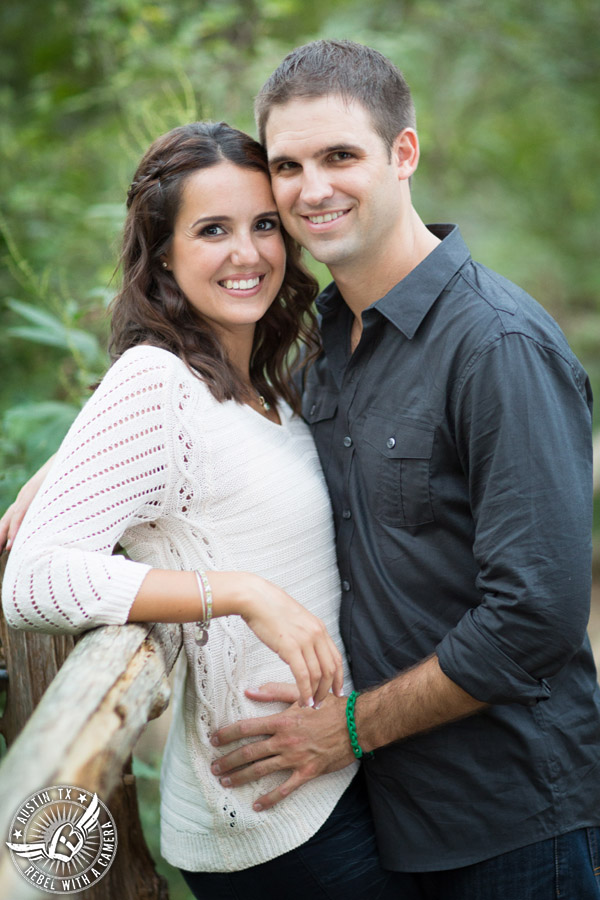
[161,261,168,269]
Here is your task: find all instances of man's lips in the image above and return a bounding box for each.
[300,209,350,228]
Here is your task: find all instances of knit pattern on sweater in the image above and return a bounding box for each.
[3,345,357,871]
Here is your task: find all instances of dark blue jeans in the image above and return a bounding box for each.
[180,770,395,899]
[182,784,600,900]
[387,827,600,899]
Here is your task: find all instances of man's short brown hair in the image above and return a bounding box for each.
[255,39,416,154]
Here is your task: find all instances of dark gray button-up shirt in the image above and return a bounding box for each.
[303,225,600,870]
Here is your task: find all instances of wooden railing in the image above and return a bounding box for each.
[0,556,182,900]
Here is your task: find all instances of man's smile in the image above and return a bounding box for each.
[300,209,351,229]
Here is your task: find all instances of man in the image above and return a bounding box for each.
[211,40,600,896]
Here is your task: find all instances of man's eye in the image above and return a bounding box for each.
[330,151,353,161]
[200,224,225,236]
[275,161,299,173]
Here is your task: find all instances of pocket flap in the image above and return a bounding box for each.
[303,390,338,424]
[362,414,434,459]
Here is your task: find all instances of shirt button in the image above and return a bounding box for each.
[342,580,351,592]
[342,509,352,520]
[343,436,353,448]
[387,437,396,449]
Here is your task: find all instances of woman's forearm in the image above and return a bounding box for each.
[129,569,344,708]
[127,569,261,623]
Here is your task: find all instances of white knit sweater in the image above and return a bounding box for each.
[2,345,357,872]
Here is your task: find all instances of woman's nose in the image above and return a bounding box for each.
[230,232,261,266]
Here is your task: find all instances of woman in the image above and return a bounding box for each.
[2,122,394,898]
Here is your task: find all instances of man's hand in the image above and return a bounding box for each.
[210,657,485,811]
[210,683,355,810]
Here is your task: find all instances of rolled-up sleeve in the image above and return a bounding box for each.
[436,332,594,705]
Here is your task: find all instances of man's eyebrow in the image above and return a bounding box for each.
[268,144,362,169]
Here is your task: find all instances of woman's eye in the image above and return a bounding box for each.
[255,218,279,232]
[200,224,225,237]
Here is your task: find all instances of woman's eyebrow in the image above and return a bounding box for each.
[190,210,279,228]
[190,215,231,228]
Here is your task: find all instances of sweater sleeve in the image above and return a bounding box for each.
[2,347,175,633]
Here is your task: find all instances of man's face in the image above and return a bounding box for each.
[265,94,408,275]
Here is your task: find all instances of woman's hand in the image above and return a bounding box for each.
[129,569,345,709]
[211,572,345,710]
[0,456,55,552]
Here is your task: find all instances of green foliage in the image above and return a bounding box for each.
[0,8,597,496]
[7,299,105,371]
[0,406,73,516]
[1,0,598,501]
[1,228,109,506]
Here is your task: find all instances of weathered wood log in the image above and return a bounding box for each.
[0,555,76,746]
[0,566,182,900]
[0,620,75,746]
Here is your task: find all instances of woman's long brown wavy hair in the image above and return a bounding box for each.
[110,121,320,413]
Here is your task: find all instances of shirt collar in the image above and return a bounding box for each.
[316,224,471,340]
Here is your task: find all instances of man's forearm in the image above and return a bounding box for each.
[356,654,486,753]
[209,653,487,810]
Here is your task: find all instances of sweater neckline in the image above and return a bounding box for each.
[240,399,290,429]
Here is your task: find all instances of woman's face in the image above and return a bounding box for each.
[165,161,286,343]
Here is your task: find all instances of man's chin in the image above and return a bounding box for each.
[282,222,347,265]
[302,243,352,269]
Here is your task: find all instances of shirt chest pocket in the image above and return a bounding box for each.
[360,414,435,527]
[303,389,338,465]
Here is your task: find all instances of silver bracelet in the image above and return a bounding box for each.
[194,570,213,647]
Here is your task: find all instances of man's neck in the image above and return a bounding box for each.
[331,211,441,322]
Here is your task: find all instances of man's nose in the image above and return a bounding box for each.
[299,166,334,207]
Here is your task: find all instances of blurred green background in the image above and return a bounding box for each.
[2,0,599,507]
[1,1,598,896]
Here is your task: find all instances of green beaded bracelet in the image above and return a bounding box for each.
[345,690,374,760]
